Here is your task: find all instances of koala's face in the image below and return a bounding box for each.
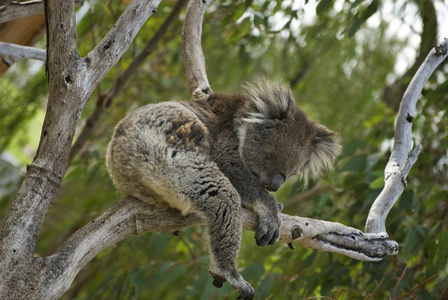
[239,116,315,192]
[238,80,341,192]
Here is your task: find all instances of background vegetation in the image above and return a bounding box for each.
[0,0,447,298]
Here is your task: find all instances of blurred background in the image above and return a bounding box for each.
[0,0,447,298]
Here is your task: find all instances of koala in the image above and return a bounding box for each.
[106,80,341,300]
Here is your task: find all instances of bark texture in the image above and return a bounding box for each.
[0,0,162,298]
[365,40,448,234]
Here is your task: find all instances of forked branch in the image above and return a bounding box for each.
[0,1,163,299]
[365,39,448,234]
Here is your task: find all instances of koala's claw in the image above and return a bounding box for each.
[235,281,255,300]
[237,293,248,300]
[255,228,281,247]
[255,231,280,247]
[255,215,281,247]
[209,271,226,288]
[210,271,254,300]
[277,202,284,211]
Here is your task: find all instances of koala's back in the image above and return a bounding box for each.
[106,101,213,212]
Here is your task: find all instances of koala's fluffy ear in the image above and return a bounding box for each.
[302,126,342,184]
[241,80,293,123]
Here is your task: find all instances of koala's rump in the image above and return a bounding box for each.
[106,102,213,214]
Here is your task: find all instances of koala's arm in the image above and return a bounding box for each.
[211,137,282,247]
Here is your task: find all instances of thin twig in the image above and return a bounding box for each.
[392,264,408,299]
[365,279,385,300]
[393,273,438,300]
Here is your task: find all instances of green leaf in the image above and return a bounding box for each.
[343,139,366,157]
[366,152,383,171]
[226,17,252,44]
[369,176,384,189]
[347,0,379,37]
[301,251,317,269]
[257,275,274,298]
[348,17,364,37]
[241,264,265,281]
[316,0,334,16]
[361,0,379,20]
[341,154,367,172]
[161,264,189,283]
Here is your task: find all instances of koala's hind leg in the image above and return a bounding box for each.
[167,151,255,300]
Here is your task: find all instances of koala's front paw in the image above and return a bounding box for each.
[254,212,282,247]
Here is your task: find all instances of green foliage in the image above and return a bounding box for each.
[1,0,447,299]
[0,63,47,152]
[346,0,379,37]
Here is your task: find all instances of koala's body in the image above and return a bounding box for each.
[106,81,341,299]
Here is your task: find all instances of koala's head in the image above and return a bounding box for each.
[237,80,341,192]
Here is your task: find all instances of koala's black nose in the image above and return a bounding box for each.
[263,173,285,192]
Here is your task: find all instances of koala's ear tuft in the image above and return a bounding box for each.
[302,126,342,184]
[242,79,294,123]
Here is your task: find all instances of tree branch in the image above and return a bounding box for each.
[0,0,44,24]
[49,197,396,298]
[0,0,83,24]
[5,194,396,299]
[365,40,448,234]
[0,41,45,65]
[85,0,162,91]
[182,0,212,99]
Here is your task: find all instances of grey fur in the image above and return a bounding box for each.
[106,80,341,299]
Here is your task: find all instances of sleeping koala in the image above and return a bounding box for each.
[106,80,341,299]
